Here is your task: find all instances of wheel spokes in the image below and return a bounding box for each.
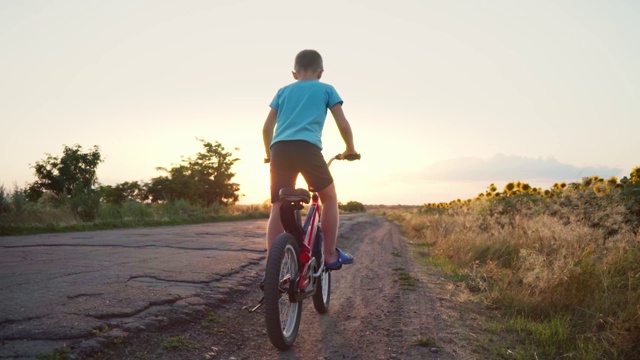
[278,275,291,295]
[278,245,299,336]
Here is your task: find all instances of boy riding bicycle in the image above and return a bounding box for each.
[262,49,357,270]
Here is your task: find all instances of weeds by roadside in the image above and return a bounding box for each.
[162,335,197,351]
[379,166,640,359]
[393,266,419,290]
[0,186,270,236]
[201,312,225,329]
[413,335,437,348]
[36,345,70,360]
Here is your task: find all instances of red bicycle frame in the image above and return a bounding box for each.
[297,193,321,290]
[278,189,322,298]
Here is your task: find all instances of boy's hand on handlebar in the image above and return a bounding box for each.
[336,151,361,161]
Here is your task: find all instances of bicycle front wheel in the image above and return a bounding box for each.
[264,233,302,351]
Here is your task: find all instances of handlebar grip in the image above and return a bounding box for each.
[345,153,361,161]
[335,153,361,161]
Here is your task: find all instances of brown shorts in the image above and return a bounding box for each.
[270,140,334,203]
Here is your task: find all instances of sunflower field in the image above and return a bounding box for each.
[388,166,640,359]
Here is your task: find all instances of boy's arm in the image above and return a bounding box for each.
[329,103,357,158]
[262,108,278,160]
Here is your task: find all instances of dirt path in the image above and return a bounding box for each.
[96,213,499,360]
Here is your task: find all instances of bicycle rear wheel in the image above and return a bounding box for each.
[264,233,302,351]
[312,268,331,313]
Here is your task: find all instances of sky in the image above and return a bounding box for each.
[1,0,638,205]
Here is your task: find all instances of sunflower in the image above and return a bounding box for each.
[593,183,610,196]
[607,176,618,186]
[489,183,497,193]
[504,182,516,193]
[521,183,531,192]
[632,166,640,183]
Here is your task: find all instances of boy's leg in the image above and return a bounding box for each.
[265,201,284,255]
[266,142,295,255]
[318,183,339,263]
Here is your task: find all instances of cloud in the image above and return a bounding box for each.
[419,154,624,183]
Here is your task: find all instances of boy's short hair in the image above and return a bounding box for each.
[294,49,323,72]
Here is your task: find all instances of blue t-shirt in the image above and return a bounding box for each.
[269,80,343,150]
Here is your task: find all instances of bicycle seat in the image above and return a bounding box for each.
[279,188,311,204]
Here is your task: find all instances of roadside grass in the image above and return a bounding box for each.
[416,250,465,282]
[413,335,437,348]
[377,178,640,359]
[161,335,197,351]
[91,325,110,337]
[392,266,418,289]
[36,345,70,360]
[499,315,617,360]
[0,194,270,236]
[201,312,225,329]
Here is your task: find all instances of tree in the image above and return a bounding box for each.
[100,181,147,205]
[26,144,103,201]
[25,144,103,221]
[146,139,240,206]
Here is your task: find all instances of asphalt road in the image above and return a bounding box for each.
[0,220,268,359]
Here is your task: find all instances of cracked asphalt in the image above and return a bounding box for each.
[0,220,268,359]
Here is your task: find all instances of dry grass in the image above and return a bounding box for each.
[380,175,640,359]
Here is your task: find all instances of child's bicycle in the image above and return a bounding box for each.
[248,153,360,351]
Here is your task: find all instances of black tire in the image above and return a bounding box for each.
[264,233,302,351]
[312,268,331,314]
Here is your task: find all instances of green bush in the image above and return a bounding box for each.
[339,201,366,213]
[67,186,101,222]
[0,186,10,214]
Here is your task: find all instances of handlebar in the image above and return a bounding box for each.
[327,153,361,167]
[264,153,361,165]
[339,153,361,161]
